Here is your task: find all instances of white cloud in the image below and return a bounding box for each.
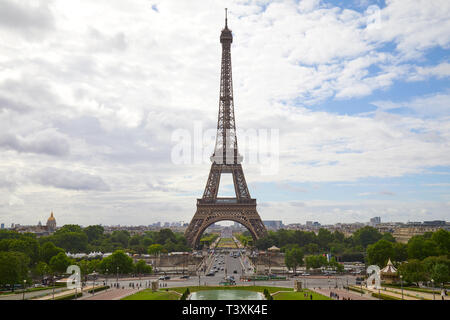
[372,92,450,116]
[0,0,449,225]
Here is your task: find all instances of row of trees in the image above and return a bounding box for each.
[366,229,449,267]
[254,226,393,261]
[365,229,450,286]
[38,225,191,254]
[0,226,192,289]
[284,247,345,274]
[273,228,449,286]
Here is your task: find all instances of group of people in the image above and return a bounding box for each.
[329,291,340,300]
[128,282,144,289]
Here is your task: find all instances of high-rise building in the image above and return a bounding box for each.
[0,223,4,229]
[370,217,381,225]
[263,220,283,230]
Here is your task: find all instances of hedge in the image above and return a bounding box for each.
[371,292,401,300]
[87,285,110,294]
[347,286,365,294]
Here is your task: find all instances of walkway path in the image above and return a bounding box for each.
[381,286,448,301]
[311,287,378,300]
[33,285,104,300]
[80,288,142,300]
[362,286,448,300]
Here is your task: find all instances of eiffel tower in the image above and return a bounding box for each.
[185,9,267,248]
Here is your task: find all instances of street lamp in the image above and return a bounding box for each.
[431,279,435,300]
[52,275,56,300]
[91,271,98,295]
[22,280,26,300]
[400,275,403,300]
[360,278,363,296]
[116,266,119,288]
[105,269,109,290]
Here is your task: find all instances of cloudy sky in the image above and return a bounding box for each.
[0,0,449,227]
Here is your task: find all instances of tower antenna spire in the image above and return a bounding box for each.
[225,8,228,28]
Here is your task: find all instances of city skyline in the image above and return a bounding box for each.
[0,0,449,227]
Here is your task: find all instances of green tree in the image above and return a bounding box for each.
[255,236,274,250]
[40,242,64,264]
[431,229,450,255]
[392,242,408,262]
[99,250,134,274]
[398,259,428,286]
[83,225,104,243]
[317,229,334,250]
[134,259,152,274]
[305,255,328,270]
[49,232,88,253]
[333,231,345,243]
[407,236,438,260]
[0,251,30,289]
[285,247,304,274]
[33,261,50,281]
[381,233,396,243]
[156,229,177,244]
[8,237,40,265]
[111,230,130,248]
[148,244,164,255]
[49,252,72,275]
[366,239,395,267]
[304,243,319,254]
[430,263,449,287]
[55,224,83,234]
[352,226,382,248]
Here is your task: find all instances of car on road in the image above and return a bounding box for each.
[159,276,170,280]
[303,273,310,276]
[180,275,190,279]
[233,270,237,274]
[206,272,215,276]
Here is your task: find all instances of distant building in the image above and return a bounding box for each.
[0,223,4,229]
[423,220,446,226]
[46,212,57,232]
[263,220,283,230]
[370,217,381,226]
[306,221,313,227]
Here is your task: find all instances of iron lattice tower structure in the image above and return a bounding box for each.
[185,10,267,248]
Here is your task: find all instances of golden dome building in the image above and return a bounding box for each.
[46,212,57,232]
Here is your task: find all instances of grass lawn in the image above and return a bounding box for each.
[122,289,180,300]
[216,238,237,248]
[272,290,332,300]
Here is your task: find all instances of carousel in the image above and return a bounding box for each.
[380,258,399,284]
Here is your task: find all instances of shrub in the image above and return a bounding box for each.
[87,285,109,294]
[371,292,401,300]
